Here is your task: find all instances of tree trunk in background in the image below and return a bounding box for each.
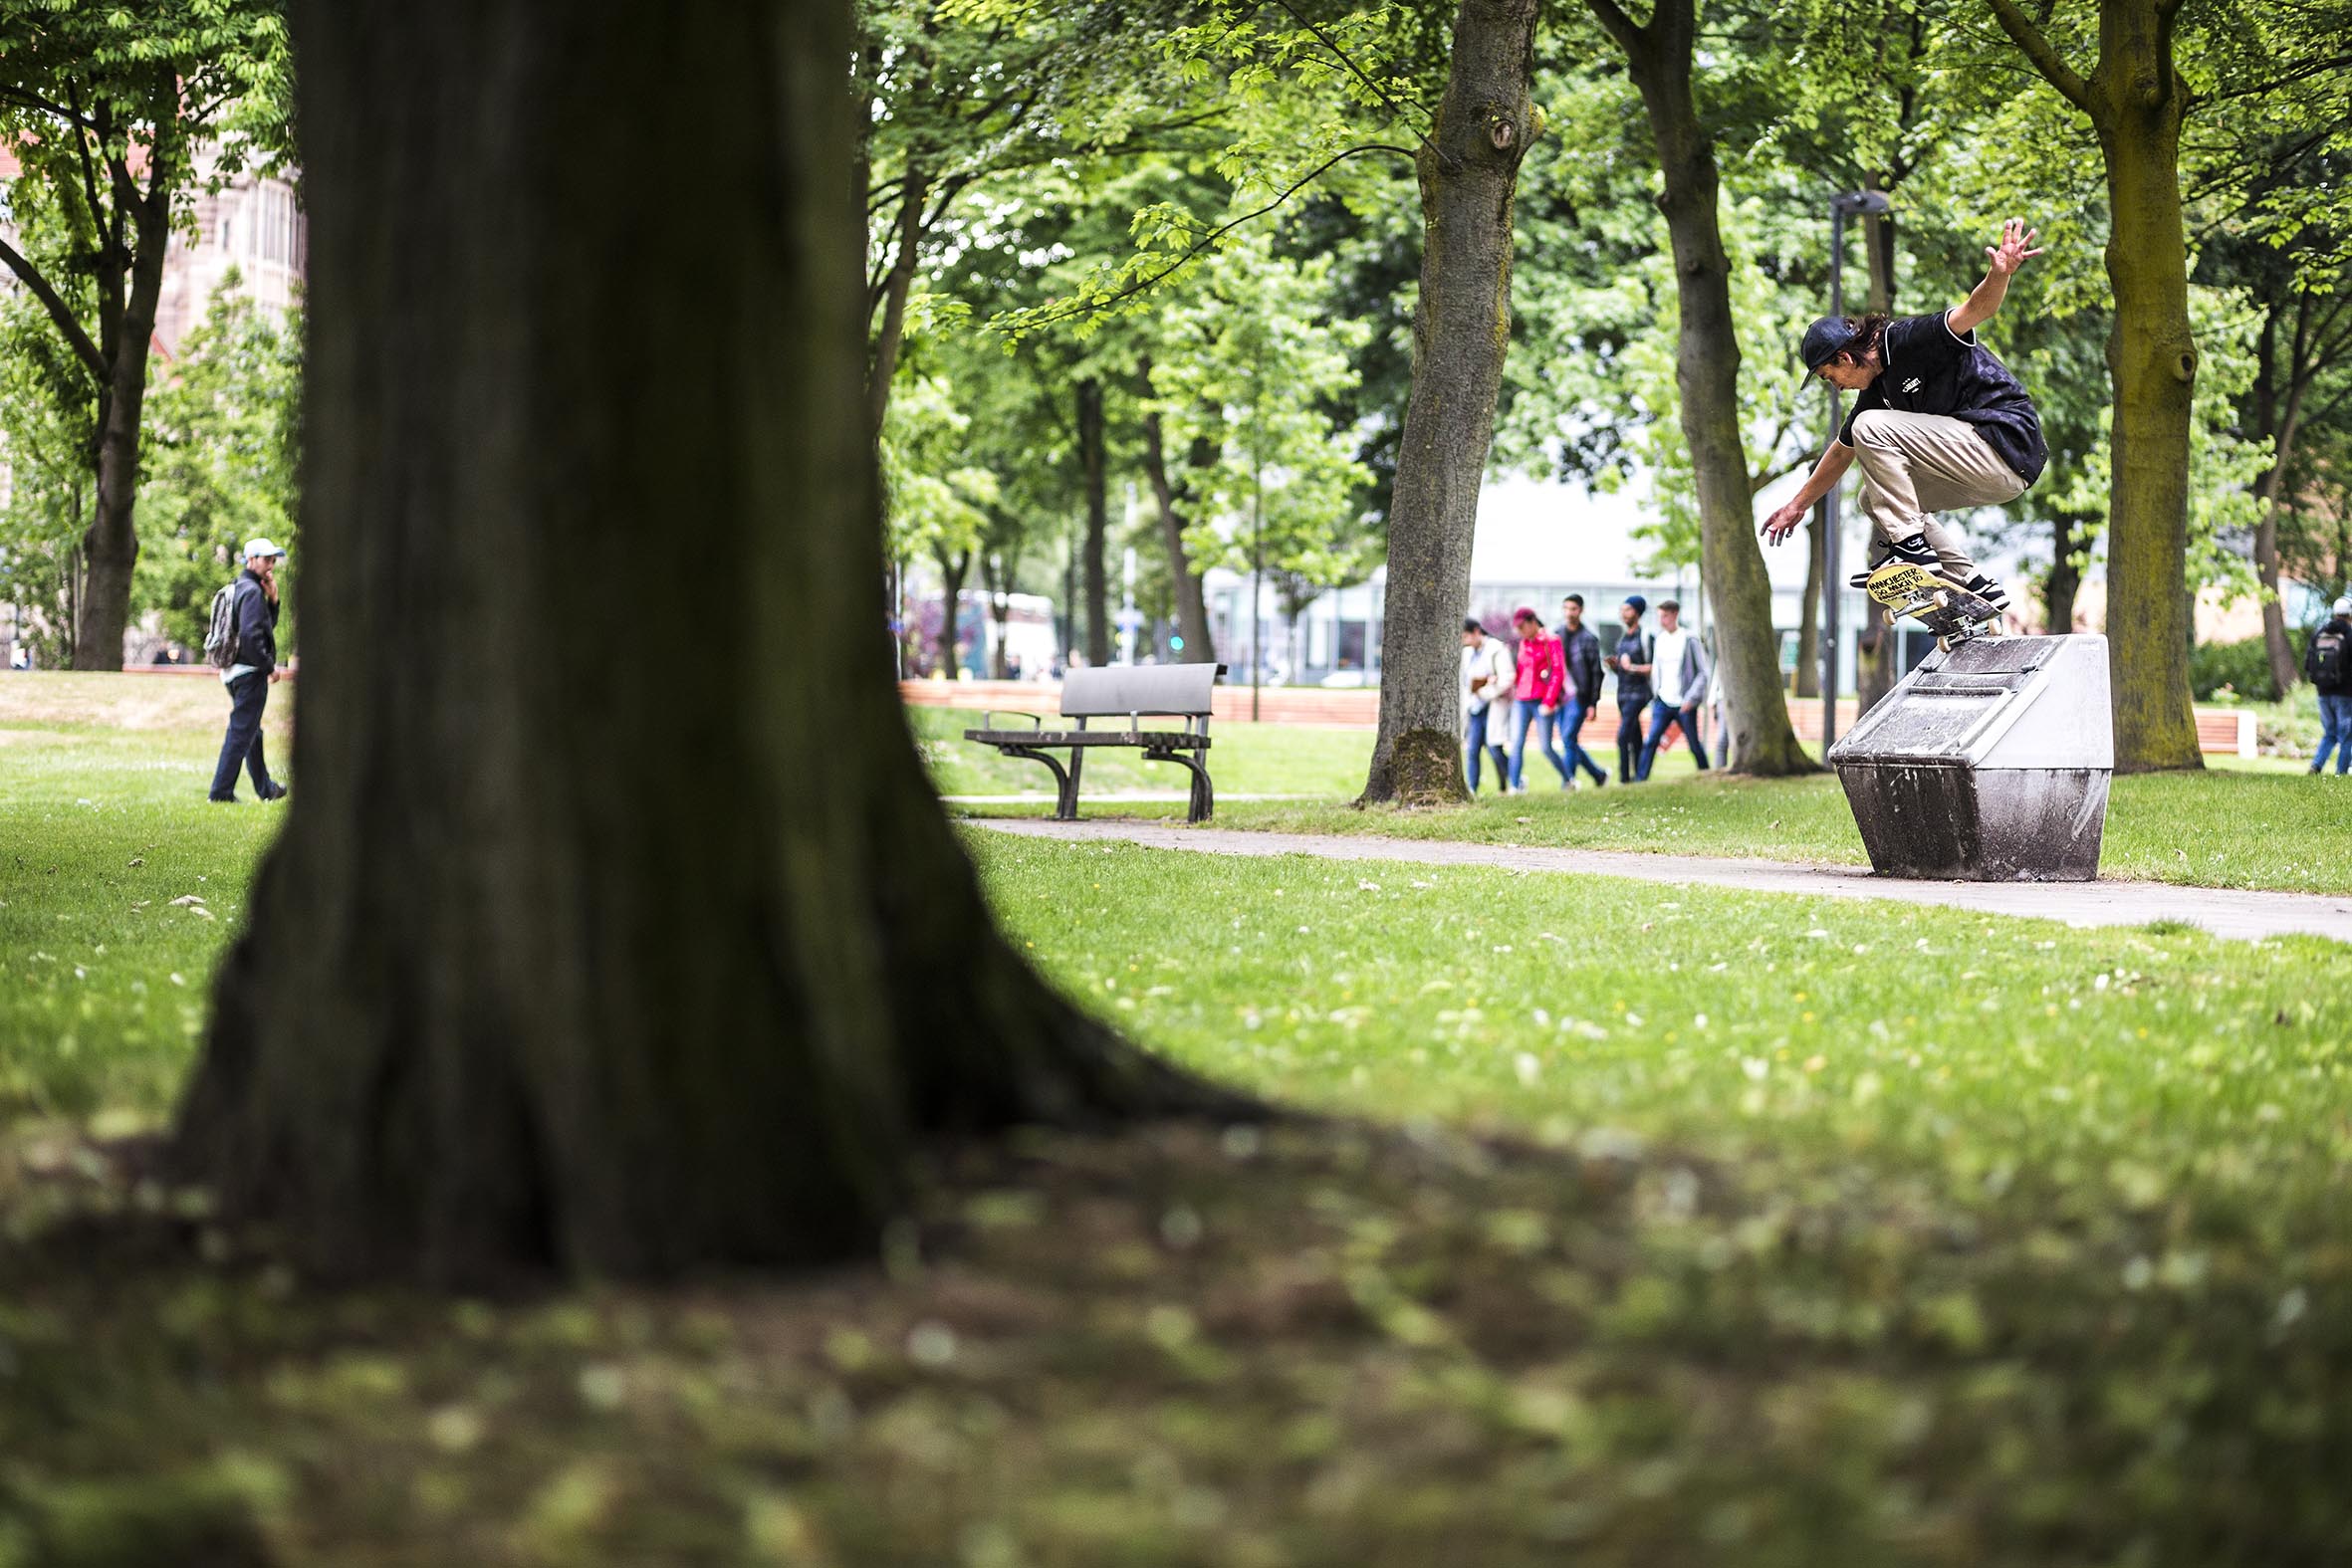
[936,547,970,677]
[1077,378,1109,665]
[1358,0,1540,805]
[2046,512,2082,634]
[172,0,1226,1286]
[1853,179,1899,714]
[866,162,929,440]
[1990,0,2200,771]
[1140,376,1215,662]
[2247,299,2308,696]
[1594,0,1813,775]
[1794,518,1822,699]
[71,107,176,671]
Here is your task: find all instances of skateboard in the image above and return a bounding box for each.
[1864,561,2001,646]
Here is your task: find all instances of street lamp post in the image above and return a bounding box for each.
[1819,188,1891,754]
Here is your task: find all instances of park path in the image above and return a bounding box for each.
[976,819,2352,947]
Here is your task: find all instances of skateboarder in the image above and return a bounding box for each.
[1761,219,2050,615]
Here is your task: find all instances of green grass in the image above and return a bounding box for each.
[7,675,2352,1564]
[928,705,2352,895]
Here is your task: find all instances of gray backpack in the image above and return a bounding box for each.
[202,581,241,670]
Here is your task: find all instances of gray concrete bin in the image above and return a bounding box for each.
[1826,635,2112,882]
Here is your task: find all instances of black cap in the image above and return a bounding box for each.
[1801,316,1855,373]
[1462,616,1485,633]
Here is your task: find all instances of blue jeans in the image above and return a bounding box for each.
[2316,694,2352,774]
[209,671,279,800]
[1638,698,1709,781]
[1464,706,1511,792]
[1509,698,1571,788]
[1558,697,1606,783]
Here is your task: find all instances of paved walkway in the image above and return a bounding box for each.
[977,819,2352,946]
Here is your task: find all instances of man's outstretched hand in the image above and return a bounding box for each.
[1987,217,2043,278]
[1761,499,1807,545]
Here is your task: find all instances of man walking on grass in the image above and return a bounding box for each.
[1557,594,1608,787]
[1638,599,1710,781]
[1459,617,1513,793]
[207,539,289,804]
[2310,596,2351,777]
[1761,219,2049,615]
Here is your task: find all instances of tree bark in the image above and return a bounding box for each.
[1794,516,1822,699]
[2247,294,2314,695]
[2046,511,2082,633]
[1358,0,1539,805]
[171,0,1228,1286]
[1593,0,1814,776]
[935,546,970,677]
[866,162,928,441]
[69,83,176,671]
[1139,368,1215,663]
[2094,15,2202,771]
[1989,0,2201,771]
[1076,377,1110,665]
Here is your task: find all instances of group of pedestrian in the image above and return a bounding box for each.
[1459,593,1714,793]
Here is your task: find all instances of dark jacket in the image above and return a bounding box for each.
[229,569,279,675]
[1563,625,1604,710]
[1609,628,1654,706]
[2308,616,2351,696]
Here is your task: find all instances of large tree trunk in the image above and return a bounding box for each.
[171,0,1224,1286]
[2096,36,2201,771]
[1139,373,1214,662]
[1596,0,1814,775]
[1076,378,1110,665]
[2247,298,2310,696]
[1358,0,1539,805]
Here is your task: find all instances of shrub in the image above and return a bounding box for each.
[2190,635,2281,703]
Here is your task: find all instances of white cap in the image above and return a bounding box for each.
[2336,595,2351,616]
[242,538,286,561]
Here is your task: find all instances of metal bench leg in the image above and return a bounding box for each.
[1163,753,1214,823]
[1003,746,1073,818]
[1060,747,1084,820]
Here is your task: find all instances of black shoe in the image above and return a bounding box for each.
[1965,573,2009,611]
[258,783,289,800]
[208,794,240,803]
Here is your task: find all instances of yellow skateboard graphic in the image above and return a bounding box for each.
[1865,561,2000,643]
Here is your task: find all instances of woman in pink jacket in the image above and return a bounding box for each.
[1507,606,1572,791]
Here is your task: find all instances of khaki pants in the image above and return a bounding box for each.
[1850,408,2026,581]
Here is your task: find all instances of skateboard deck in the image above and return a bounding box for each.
[1864,561,2000,643]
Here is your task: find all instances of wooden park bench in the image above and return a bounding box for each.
[964,663,1226,823]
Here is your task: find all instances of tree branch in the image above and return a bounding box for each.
[1983,0,2094,113]
[1266,0,1444,162]
[1583,0,1651,59]
[991,142,1417,337]
[0,234,109,381]
[0,84,97,128]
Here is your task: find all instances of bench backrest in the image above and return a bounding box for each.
[1060,662,1225,719]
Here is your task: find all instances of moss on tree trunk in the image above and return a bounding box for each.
[170,0,1235,1286]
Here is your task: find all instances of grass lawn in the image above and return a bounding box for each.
[5,675,2352,1563]
[924,705,2352,896]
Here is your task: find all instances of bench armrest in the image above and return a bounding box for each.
[978,711,1047,732]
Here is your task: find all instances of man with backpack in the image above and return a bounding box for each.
[205,539,290,803]
[2309,595,2351,777]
